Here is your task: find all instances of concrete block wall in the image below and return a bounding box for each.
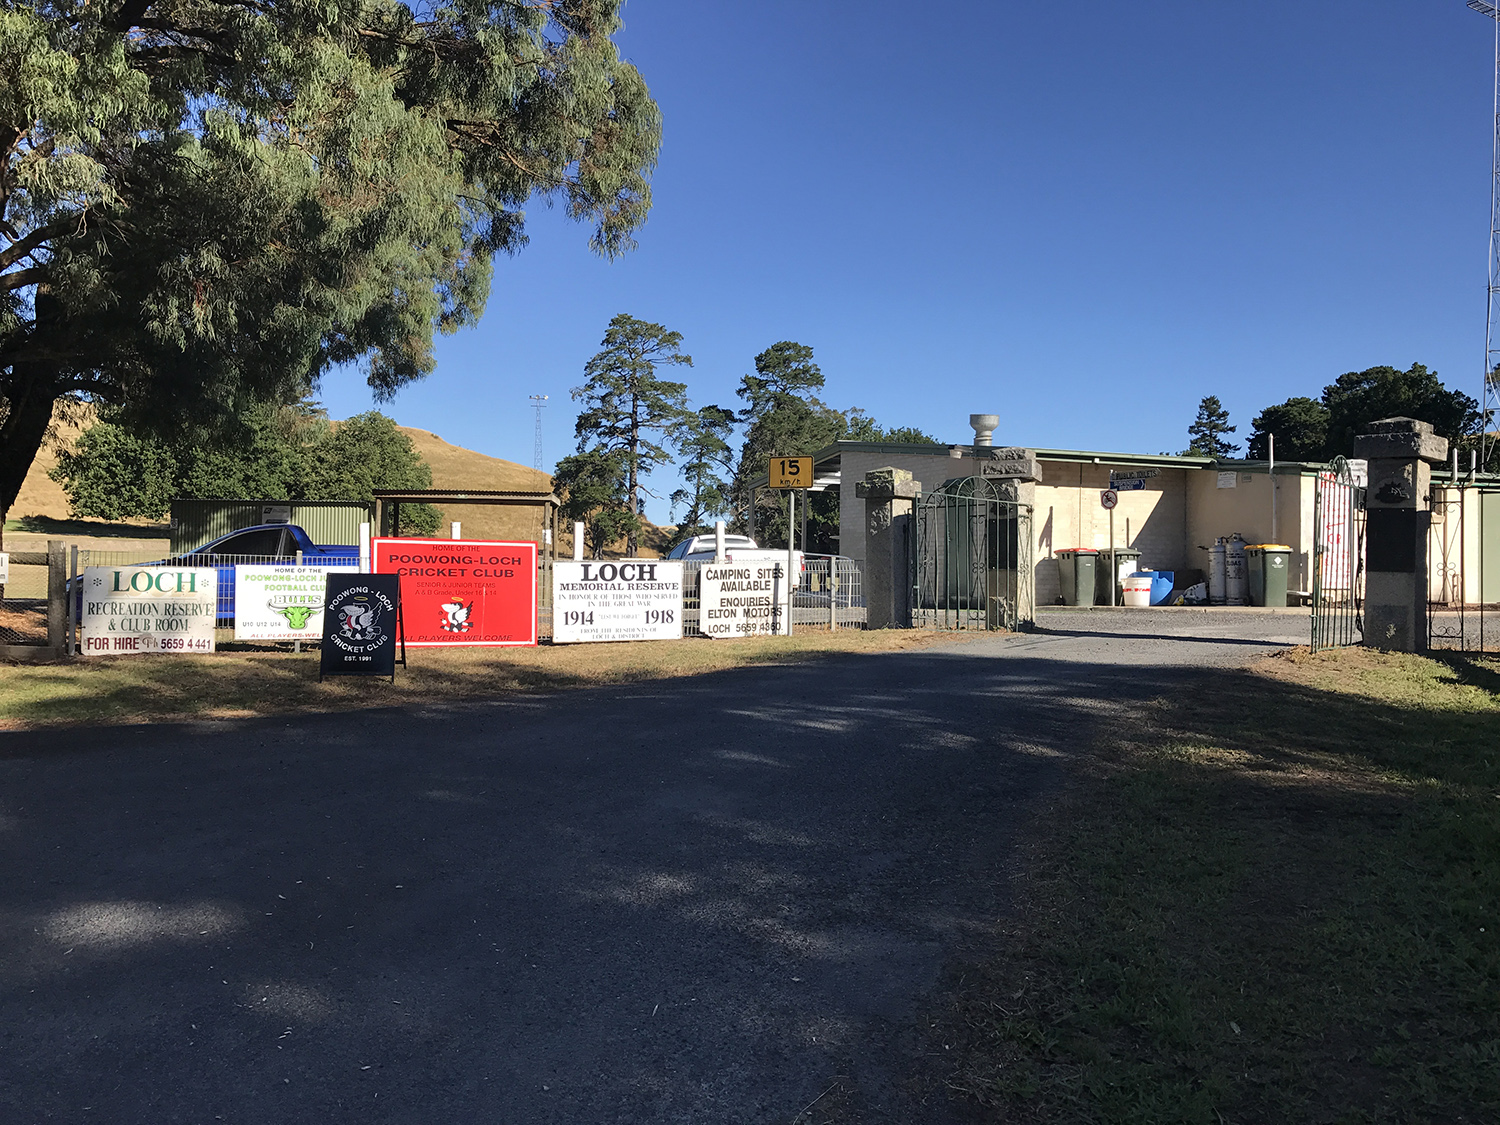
[837,449,969,562]
[1032,463,1189,604]
[832,447,1324,605]
[1185,469,1313,593]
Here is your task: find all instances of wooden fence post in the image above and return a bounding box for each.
[47,540,66,653]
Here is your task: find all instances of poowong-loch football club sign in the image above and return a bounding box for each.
[235,565,356,641]
[372,538,537,647]
[319,574,405,680]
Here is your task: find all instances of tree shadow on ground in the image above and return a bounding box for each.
[0,644,1493,1123]
[940,648,1500,1125]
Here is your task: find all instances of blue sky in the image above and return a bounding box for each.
[319,1,1496,523]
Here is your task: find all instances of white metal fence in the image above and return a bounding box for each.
[676,554,866,638]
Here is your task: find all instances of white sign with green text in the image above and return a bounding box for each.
[235,565,356,641]
[80,566,217,656]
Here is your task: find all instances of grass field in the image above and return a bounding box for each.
[0,629,971,731]
[942,646,1500,1124]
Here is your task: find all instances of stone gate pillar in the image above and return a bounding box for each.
[856,467,921,629]
[1354,417,1447,653]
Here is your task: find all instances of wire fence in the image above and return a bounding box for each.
[1427,484,1500,653]
[1,550,50,645]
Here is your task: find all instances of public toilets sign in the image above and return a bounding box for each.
[80,566,217,655]
[699,561,790,637]
[553,560,684,643]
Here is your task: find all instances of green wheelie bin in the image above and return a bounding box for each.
[1055,549,1098,606]
[1247,544,1292,607]
[1095,547,1142,607]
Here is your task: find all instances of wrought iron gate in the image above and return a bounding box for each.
[1427,484,1500,653]
[1311,457,1366,652]
[911,476,1034,631]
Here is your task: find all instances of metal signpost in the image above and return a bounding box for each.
[769,456,812,635]
[1100,489,1119,606]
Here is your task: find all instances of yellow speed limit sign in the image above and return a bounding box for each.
[769,456,813,489]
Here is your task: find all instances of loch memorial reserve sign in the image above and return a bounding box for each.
[552,560,683,643]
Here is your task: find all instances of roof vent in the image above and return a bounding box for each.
[969,414,999,447]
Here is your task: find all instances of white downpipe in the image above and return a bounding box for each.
[1269,433,1277,545]
[573,521,585,561]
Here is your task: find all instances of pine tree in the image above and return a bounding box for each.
[1186,396,1239,457]
[732,342,845,541]
[670,405,737,540]
[571,315,692,556]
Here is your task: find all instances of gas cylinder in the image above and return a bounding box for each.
[1225,533,1248,606]
[1208,537,1227,605]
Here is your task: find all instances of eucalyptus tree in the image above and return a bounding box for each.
[0,0,660,546]
[571,313,691,556]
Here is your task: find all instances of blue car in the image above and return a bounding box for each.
[77,524,362,625]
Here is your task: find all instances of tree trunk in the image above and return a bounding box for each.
[0,366,59,555]
[627,406,639,558]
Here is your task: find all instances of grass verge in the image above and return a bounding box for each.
[944,646,1500,1124]
[0,629,974,732]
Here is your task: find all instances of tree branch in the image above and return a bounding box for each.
[113,0,154,32]
[0,266,46,291]
[0,225,58,273]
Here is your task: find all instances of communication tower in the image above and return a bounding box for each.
[529,394,548,470]
[1471,0,1500,462]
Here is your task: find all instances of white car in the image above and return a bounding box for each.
[665,534,804,574]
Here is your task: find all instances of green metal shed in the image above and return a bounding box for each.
[169,499,374,554]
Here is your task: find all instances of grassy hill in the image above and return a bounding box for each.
[7,409,668,557]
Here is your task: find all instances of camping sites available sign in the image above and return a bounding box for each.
[319,573,403,679]
[80,566,217,656]
[235,565,357,641]
[699,561,790,637]
[552,560,684,643]
[372,538,536,647]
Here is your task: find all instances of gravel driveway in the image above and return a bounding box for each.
[0,610,1307,1123]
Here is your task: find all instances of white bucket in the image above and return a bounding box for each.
[1121,573,1153,607]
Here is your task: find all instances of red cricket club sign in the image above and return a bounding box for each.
[372,538,536,647]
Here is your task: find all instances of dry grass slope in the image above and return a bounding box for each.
[7,410,669,557]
